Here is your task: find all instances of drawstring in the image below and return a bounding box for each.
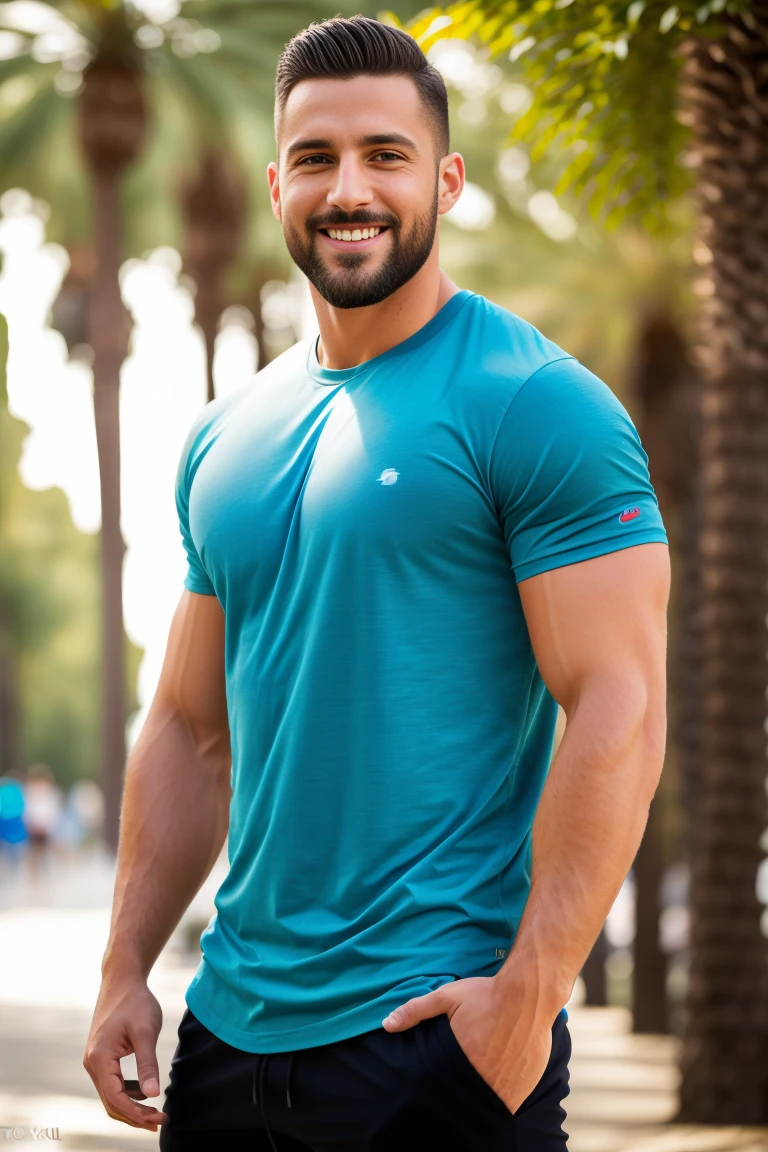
[252,1054,279,1152]
[252,1051,297,1148]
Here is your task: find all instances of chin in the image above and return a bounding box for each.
[317,275,387,309]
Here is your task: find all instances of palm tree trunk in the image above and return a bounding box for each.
[581,927,608,1005]
[676,8,768,1121]
[78,32,147,856]
[0,599,23,779]
[628,310,698,1036]
[633,794,668,1032]
[182,148,246,403]
[194,273,222,405]
[89,167,128,855]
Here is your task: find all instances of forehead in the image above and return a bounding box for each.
[278,73,431,153]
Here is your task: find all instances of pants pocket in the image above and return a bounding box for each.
[433,1013,514,1119]
[434,1010,571,1119]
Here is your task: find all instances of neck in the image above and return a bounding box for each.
[311,252,461,371]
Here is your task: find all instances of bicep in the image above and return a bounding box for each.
[152,589,229,754]
[518,543,670,716]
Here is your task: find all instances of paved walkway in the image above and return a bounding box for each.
[1,848,766,1151]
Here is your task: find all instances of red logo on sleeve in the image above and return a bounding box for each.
[619,506,641,523]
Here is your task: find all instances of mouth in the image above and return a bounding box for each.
[317,225,390,251]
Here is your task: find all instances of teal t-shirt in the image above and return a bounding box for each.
[177,290,667,1053]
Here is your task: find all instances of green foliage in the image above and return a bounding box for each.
[395,0,751,232]
[436,69,697,402]
[0,317,141,788]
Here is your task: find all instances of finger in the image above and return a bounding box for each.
[97,1054,167,1128]
[89,1075,157,1130]
[382,987,453,1031]
[123,1078,147,1101]
[132,1025,161,1099]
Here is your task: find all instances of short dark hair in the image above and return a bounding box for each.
[275,16,449,156]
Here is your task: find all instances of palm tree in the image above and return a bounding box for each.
[181,146,247,402]
[0,0,348,852]
[431,12,698,1026]
[399,0,768,1119]
[629,312,699,1035]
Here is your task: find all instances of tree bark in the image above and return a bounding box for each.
[182,149,246,403]
[677,8,768,1121]
[581,927,608,1006]
[0,600,23,780]
[628,310,698,1036]
[633,794,668,1033]
[78,32,147,856]
[89,167,129,856]
[195,273,223,405]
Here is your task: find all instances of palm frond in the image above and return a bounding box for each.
[0,82,63,181]
[160,49,242,134]
[402,0,752,232]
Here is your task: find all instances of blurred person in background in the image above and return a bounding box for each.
[47,779,105,859]
[68,778,106,851]
[23,763,63,881]
[0,774,28,876]
[84,16,670,1151]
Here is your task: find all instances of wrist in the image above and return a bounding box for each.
[494,937,573,1020]
[101,943,151,984]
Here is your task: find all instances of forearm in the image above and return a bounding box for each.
[101,707,231,982]
[497,677,666,1015]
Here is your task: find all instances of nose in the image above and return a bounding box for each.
[327,153,374,213]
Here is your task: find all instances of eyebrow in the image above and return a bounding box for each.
[285,133,419,160]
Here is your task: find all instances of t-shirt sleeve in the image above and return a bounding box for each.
[489,356,668,584]
[175,424,217,597]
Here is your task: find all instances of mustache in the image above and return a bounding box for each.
[305,210,399,231]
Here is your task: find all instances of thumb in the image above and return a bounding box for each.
[133,1031,160,1098]
[382,988,452,1032]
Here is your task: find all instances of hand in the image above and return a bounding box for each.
[83,975,168,1131]
[382,974,554,1114]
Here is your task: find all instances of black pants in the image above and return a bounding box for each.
[159,1006,571,1151]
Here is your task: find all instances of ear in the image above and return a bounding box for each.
[437,152,465,217]
[267,162,282,224]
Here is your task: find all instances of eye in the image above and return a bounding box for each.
[372,151,403,162]
[297,154,332,166]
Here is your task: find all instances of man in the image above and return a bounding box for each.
[83,15,670,1151]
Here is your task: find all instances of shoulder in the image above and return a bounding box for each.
[452,295,635,439]
[490,351,649,496]
[458,294,571,379]
[505,354,638,444]
[452,294,576,409]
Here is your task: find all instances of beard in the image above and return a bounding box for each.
[283,185,439,310]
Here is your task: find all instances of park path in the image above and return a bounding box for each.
[1,847,766,1152]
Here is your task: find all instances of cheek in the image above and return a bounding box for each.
[282,176,327,221]
[379,172,434,222]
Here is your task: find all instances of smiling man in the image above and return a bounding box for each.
[83,15,670,1152]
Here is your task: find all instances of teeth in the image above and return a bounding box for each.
[326,227,382,241]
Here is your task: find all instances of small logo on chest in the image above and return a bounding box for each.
[376,468,400,486]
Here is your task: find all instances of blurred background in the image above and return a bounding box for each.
[0,1,766,1149]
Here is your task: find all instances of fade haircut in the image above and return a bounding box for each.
[275,16,450,156]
